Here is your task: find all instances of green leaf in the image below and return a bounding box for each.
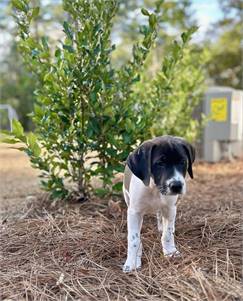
[27,132,41,157]
[155,0,165,13]
[43,72,53,82]
[63,21,73,40]
[112,182,123,192]
[55,48,61,58]
[172,41,182,59]
[141,8,150,16]
[12,119,24,139]
[31,7,40,19]
[181,32,188,44]
[189,26,199,36]
[149,14,157,29]
[140,25,150,35]
[90,92,97,102]
[63,44,75,53]
[41,36,49,50]
[181,27,198,44]
[89,117,100,134]
[94,188,109,197]
[25,37,37,48]
[51,189,68,199]
[12,0,27,12]
[34,104,44,117]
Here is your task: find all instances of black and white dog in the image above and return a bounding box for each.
[122,135,195,272]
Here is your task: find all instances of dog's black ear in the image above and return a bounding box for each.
[126,141,154,186]
[181,141,196,179]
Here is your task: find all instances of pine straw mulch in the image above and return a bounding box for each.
[0,161,242,301]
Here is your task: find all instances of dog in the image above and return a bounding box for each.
[122,135,195,272]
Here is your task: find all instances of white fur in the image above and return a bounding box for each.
[166,168,186,195]
[123,170,184,273]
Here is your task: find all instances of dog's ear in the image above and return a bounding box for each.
[181,141,196,179]
[127,141,154,186]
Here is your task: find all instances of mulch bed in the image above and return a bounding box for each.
[0,161,242,300]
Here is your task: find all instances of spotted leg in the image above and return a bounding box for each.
[161,199,180,257]
[123,209,143,272]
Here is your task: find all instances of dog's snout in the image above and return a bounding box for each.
[169,181,183,194]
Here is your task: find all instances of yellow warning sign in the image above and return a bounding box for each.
[210,98,227,122]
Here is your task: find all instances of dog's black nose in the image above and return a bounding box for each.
[169,181,183,193]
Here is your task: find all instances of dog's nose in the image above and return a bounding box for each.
[169,181,183,194]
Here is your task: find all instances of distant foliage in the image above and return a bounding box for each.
[206,0,242,89]
[135,33,208,142]
[4,0,205,199]
[0,0,64,131]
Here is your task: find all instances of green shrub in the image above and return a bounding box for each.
[3,0,204,199]
[5,0,157,199]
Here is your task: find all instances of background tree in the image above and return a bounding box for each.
[206,0,242,89]
[0,0,63,130]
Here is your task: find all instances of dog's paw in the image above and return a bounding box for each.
[163,248,181,258]
[122,264,133,273]
[122,258,141,273]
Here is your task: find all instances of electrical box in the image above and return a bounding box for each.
[203,86,243,162]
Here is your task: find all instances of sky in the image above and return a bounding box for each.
[191,0,223,41]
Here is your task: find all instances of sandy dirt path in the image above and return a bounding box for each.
[0,143,40,216]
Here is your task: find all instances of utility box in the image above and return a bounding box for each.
[203,86,243,162]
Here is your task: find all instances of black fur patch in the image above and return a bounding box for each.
[126,135,195,187]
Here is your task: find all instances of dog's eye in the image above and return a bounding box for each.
[179,159,187,165]
[156,160,166,166]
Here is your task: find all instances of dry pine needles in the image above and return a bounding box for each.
[0,161,242,300]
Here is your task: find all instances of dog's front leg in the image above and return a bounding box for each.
[157,211,163,232]
[123,208,143,273]
[161,201,180,257]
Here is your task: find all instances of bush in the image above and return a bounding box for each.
[3,0,204,199]
[134,34,208,142]
[5,0,157,199]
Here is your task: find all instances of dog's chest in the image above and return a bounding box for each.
[129,185,168,214]
[139,189,169,213]
[126,173,176,214]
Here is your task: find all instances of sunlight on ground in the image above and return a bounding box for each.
[0,143,40,214]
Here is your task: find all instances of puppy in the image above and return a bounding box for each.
[122,135,195,272]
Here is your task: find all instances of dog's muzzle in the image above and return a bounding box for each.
[169,181,183,194]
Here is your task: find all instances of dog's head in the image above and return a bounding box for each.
[126,136,195,195]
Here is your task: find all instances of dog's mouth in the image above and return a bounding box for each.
[158,183,185,196]
[158,184,169,195]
